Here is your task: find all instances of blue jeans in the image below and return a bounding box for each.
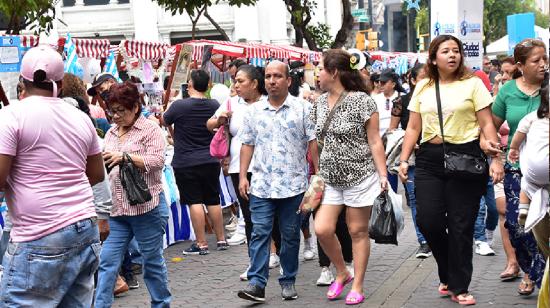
[403,167,427,244]
[95,193,171,308]
[248,193,303,288]
[122,237,143,274]
[0,218,100,307]
[474,180,498,242]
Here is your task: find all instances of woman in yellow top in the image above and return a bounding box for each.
[398,35,504,305]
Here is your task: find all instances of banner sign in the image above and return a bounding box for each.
[507,13,535,55]
[0,36,21,72]
[431,0,483,69]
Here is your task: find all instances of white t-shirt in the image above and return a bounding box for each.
[518,111,549,193]
[372,91,399,136]
[214,95,266,174]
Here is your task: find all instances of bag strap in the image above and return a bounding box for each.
[434,80,447,154]
[319,91,347,150]
[226,98,231,112]
[123,152,134,165]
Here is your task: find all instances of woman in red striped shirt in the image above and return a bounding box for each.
[95,81,171,307]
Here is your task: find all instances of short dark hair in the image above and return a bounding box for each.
[190,69,210,92]
[229,59,246,69]
[107,81,142,114]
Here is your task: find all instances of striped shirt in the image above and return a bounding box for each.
[104,115,165,216]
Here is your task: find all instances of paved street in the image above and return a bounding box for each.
[114,202,539,308]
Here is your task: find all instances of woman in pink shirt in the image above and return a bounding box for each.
[94,82,171,307]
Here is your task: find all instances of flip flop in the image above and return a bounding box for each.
[518,279,535,296]
[451,293,476,305]
[345,290,365,305]
[438,284,449,297]
[327,275,353,300]
[499,270,520,282]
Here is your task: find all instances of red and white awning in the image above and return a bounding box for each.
[57,37,111,59]
[183,40,321,63]
[19,35,39,48]
[121,40,170,61]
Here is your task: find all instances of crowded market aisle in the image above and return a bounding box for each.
[113,203,539,308]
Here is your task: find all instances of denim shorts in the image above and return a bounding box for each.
[0,217,100,307]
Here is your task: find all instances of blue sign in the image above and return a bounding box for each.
[507,13,535,55]
[0,36,22,72]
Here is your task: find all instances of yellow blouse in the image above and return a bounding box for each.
[408,77,493,144]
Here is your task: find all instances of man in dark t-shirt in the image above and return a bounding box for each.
[163,70,228,255]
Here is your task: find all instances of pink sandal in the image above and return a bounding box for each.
[327,275,353,300]
[345,290,365,305]
[451,293,476,306]
[438,284,449,297]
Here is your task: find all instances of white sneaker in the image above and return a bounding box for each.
[240,266,249,281]
[345,262,355,279]
[316,267,335,286]
[269,253,280,269]
[227,232,247,246]
[303,238,315,261]
[486,230,494,247]
[225,215,238,232]
[475,240,495,256]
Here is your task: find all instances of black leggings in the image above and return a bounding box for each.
[415,141,487,295]
[316,208,353,267]
[230,173,253,248]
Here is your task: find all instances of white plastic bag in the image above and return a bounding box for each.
[387,188,404,235]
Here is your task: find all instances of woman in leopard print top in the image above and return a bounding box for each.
[311,49,388,304]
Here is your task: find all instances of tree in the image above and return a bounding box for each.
[284,0,318,50]
[484,0,549,52]
[306,23,333,49]
[330,0,353,49]
[0,0,58,35]
[154,0,257,40]
[285,0,353,50]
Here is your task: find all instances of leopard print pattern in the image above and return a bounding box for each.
[310,91,378,188]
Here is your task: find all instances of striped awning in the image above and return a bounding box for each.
[183,40,322,64]
[121,40,170,61]
[19,35,40,48]
[58,37,111,59]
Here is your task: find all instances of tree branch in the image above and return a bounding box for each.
[204,6,230,41]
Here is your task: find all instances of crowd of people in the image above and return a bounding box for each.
[0,34,547,307]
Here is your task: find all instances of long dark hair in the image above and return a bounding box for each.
[408,63,425,94]
[425,35,472,86]
[289,68,304,97]
[322,49,369,93]
[512,38,547,79]
[538,83,548,119]
[237,65,267,95]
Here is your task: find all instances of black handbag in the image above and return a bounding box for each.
[119,152,152,205]
[435,80,488,179]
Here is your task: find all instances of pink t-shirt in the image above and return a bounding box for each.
[0,96,101,242]
[89,103,107,119]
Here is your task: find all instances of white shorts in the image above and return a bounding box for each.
[494,182,505,200]
[322,173,381,207]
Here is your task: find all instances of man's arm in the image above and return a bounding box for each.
[0,154,13,190]
[86,153,105,186]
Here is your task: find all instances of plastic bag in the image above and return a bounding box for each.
[369,190,398,245]
[387,188,404,235]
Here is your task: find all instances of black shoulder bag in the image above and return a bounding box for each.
[435,80,488,179]
[119,152,153,205]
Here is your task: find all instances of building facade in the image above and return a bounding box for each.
[56,0,344,46]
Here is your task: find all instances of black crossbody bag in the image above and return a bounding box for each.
[435,80,488,179]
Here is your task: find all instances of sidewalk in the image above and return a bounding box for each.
[114,203,539,307]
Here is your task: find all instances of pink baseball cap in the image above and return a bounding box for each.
[20,46,64,96]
